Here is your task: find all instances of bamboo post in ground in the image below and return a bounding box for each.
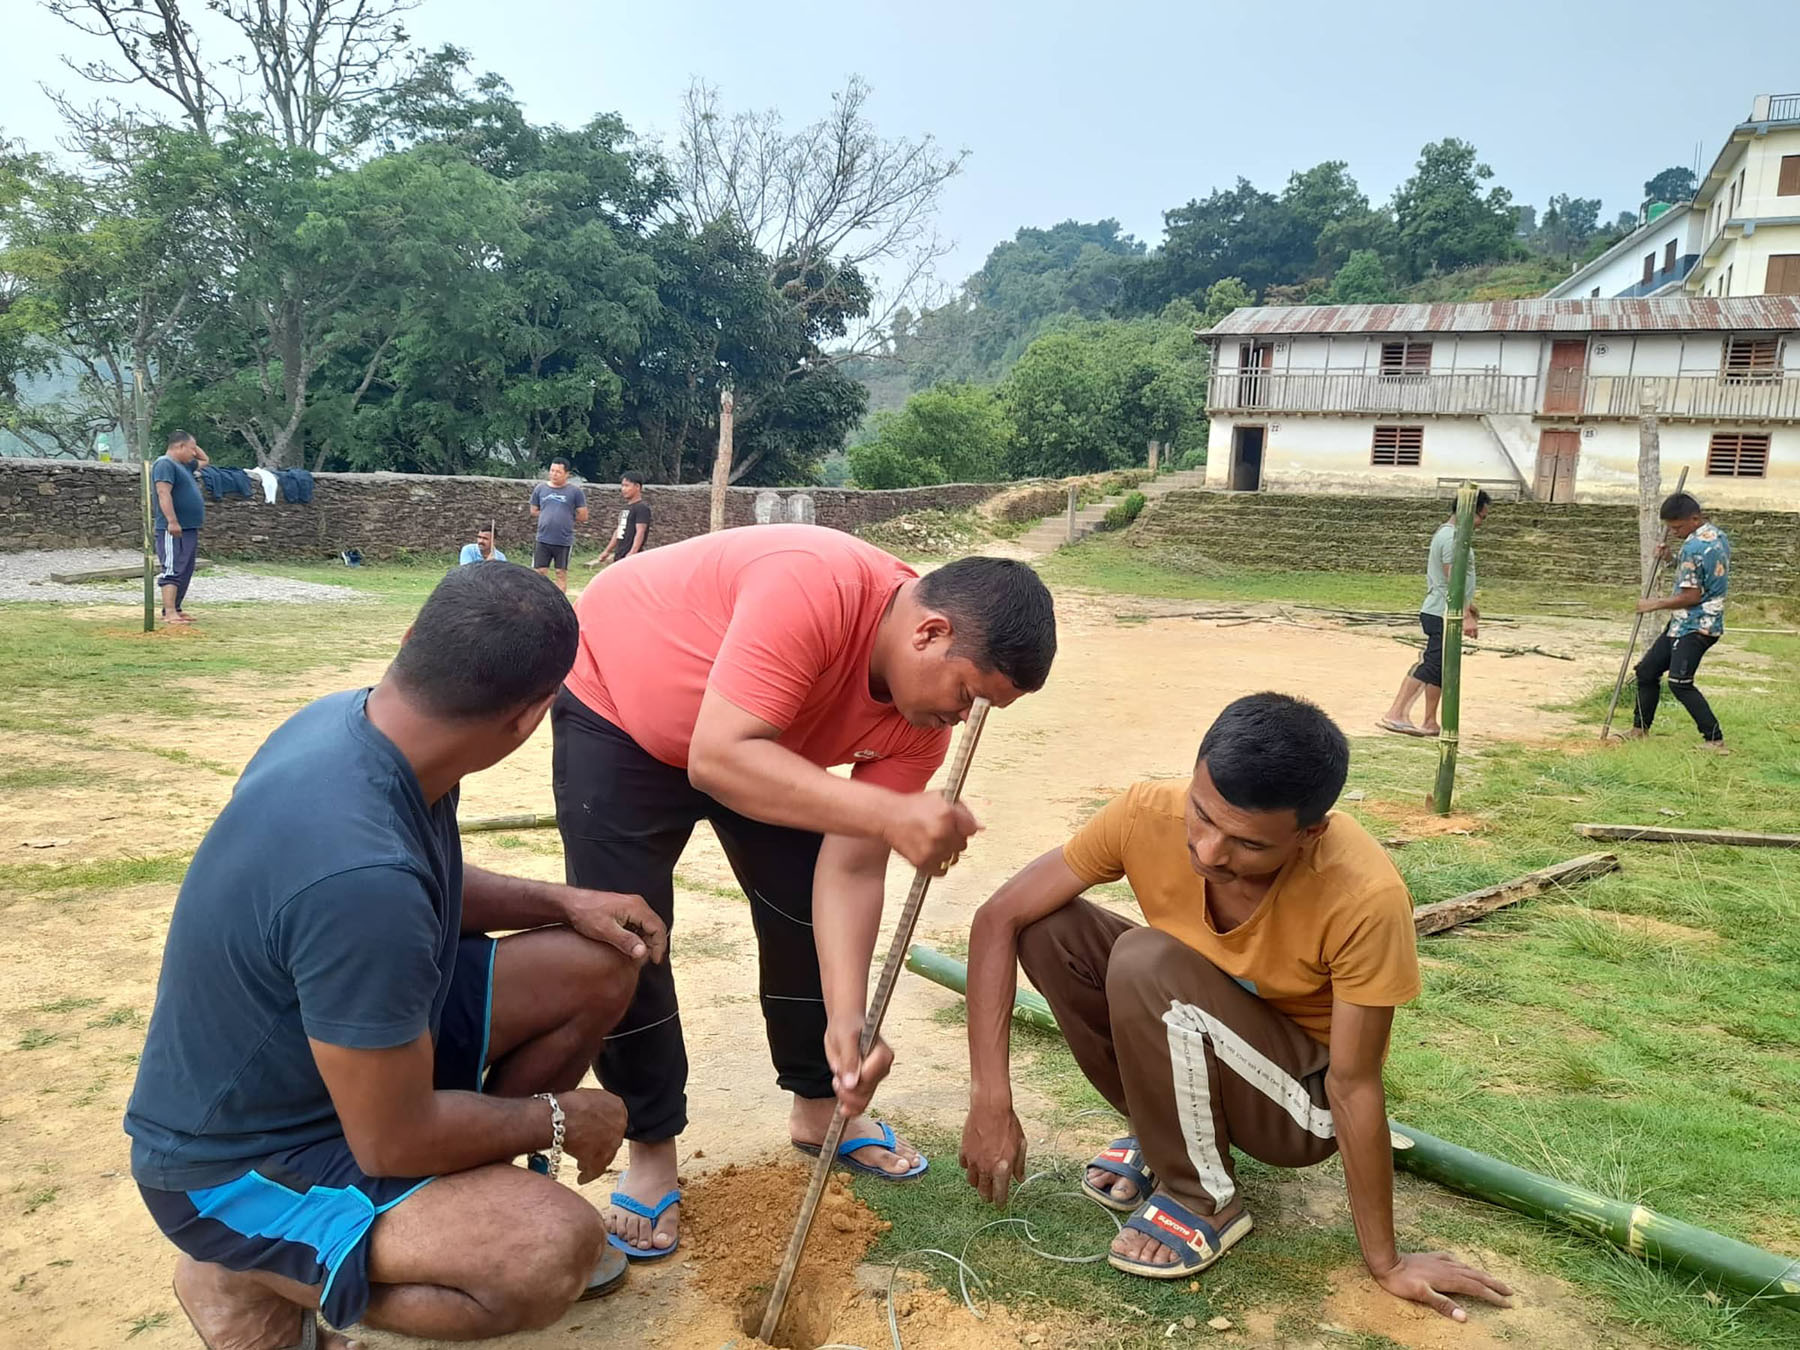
[1065,484,1077,542]
[708,386,734,533]
[1430,482,1480,815]
[137,369,154,633]
[1636,394,1662,590]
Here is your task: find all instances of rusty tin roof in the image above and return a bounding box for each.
[1202,297,1800,337]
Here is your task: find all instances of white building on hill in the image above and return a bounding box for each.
[1549,92,1800,302]
[1200,297,1800,510]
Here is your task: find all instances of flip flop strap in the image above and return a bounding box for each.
[835,1120,899,1157]
[609,1189,680,1222]
[1122,1195,1224,1265]
[1088,1138,1155,1190]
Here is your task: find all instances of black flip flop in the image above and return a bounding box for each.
[580,1243,631,1300]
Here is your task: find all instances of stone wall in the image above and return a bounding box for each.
[1130,489,1800,597]
[0,460,1007,560]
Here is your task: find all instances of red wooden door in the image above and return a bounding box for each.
[1543,340,1587,415]
[1534,429,1581,502]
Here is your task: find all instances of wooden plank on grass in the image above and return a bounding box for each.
[1412,852,1620,936]
[1574,823,1800,849]
[460,811,557,834]
[51,558,215,583]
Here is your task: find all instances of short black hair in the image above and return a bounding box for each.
[389,563,578,720]
[549,456,571,471]
[167,429,195,449]
[917,557,1056,693]
[621,470,644,486]
[1448,490,1493,517]
[1195,693,1349,827]
[1660,491,1703,521]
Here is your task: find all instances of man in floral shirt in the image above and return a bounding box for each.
[1626,492,1730,749]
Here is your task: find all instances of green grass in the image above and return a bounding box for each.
[0,854,190,901]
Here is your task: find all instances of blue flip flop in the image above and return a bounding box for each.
[792,1120,929,1180]
[605,1189,681,1261]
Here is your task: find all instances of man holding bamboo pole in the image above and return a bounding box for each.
[958,693,1512,1320]
[555,525,1056,1259]
[1621,492,1731,750]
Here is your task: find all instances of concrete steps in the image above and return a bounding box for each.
[1016,469,1209,555]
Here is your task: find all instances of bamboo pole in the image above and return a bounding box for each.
[757,701,993,1345]
[904,944,1060,1032]
[458,812,558,834]
[137,370,154,633]
[1602,465,1689,740]
[709,387,734,533]
[1389,1124,1800,1311]
[906,948,1800,1310]
[1431,483,1480,814]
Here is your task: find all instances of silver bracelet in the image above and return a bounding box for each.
[534,1092,565,1178]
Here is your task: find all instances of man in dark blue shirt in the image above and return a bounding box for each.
[125,563,667,1348]
[151,430,208,624]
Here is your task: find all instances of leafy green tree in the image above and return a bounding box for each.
[1199,277,1254,329]
[1325,249,1395,304]
[1391,139,1520,278]
[847,382,1010,488]
[1643,166,1697,206]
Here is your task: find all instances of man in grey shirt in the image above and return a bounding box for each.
[530,457,588,593]
[1379,492,1488,737]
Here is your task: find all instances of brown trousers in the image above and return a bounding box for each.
[1017,899,1338,1216]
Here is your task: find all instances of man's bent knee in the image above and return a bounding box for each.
[479,1195,604,1330]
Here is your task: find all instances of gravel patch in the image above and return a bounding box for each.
[0,549,369,605]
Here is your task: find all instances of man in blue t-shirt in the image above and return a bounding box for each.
[125,563,668,1347]
[1627,491,1732,749]
[151,430,209,625]
[458,528,507,565]
[529,457,588,592]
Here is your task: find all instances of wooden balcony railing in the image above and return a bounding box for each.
[1207,370,1540,416]
[1585,374,1800,421]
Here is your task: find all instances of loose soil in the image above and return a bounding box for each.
[0,578,1638,1348]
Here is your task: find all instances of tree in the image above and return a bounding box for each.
[46,0,423,153]
[1391,139,1520,278]
[847,382,1010,488]
[1643,166,1697,206]
[1326,250,1394,304]
[0,121,216,460]
[1199,277,1254,329]
[1529,193,1603,261]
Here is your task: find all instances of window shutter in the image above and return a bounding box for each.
[1766,254,1800,294]
[1723,336,1781,381]
[1780,155,1800,197]
[1371,425,1424,467]
[1706,432,1771,478]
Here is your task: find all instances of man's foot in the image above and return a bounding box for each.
[172,1254,359,1350]
[605,1140,680,1256]
[790,1096,924,1177]
[163,611,197,625]
[1419,722,1441,737]
[1109,1198,1248,1277]
[1700,740,1731,754]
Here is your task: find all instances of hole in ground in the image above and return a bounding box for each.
[738,1277,844,1349]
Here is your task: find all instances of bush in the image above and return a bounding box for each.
[1175,447,1207,472]
[1103,490,1147,530]
[846,383,1010,488]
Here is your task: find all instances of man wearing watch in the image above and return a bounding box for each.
[125,563,666,1349]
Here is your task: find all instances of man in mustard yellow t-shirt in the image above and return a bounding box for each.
[958,693,1512,1323]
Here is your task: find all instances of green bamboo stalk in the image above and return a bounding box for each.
[458,811,558,834]
[906,945,1800,1309]
[904,943,1060,1033]
[1431,483,1480,814]
[1389,1123,1800,1311]
[141,457,154,633]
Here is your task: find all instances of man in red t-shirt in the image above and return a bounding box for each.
[553,524,1057,1260]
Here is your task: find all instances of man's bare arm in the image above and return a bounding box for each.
[156,481,179,532]
[813,832,892,1114]
[311,1033,624,1181]
[1327,1000,1512,1320]
[961,849,1087,1204]
[1638,586,1703,613]
[687,688,974,870]
[627,522,647,556]
[461,864,666,964]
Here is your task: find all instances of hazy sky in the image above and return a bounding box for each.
[5,0,1799,290]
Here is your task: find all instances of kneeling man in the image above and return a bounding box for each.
[125,563,667,1349]
[959,693,1512,1322]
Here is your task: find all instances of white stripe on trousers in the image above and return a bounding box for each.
[161,531,177,582]
[1163,998,1336,1207]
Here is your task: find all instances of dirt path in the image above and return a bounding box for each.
[0,585,1638,1348]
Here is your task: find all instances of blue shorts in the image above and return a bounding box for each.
[138,936,497,1330]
